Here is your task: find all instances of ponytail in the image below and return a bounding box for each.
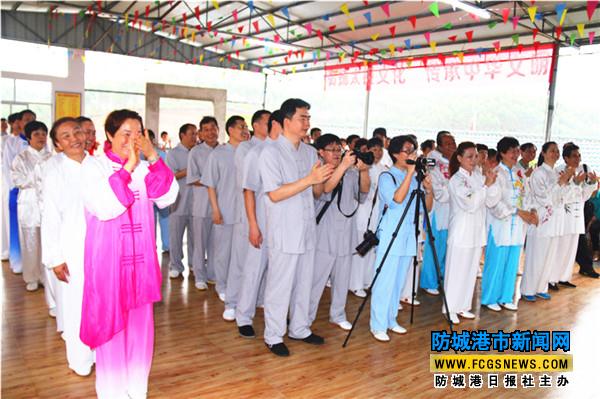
[449,141,476,177]
[538,141,557,167]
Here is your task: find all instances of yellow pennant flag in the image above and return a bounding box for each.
[240,63,245,70]
[124,13,129,27]
[363,60,368,67]
[388,44,395,55]
[212,0,219,9]
[559,9,567,26]
[457,52,464,63]
[429,41,437,52]
[577,23,585,38]
[292,66,297,74]
[191,31,196,41]
[219,57,224,63]
[266,14,275,27]
[528,6,537,23]
[347,19,355,31]
[200,53,204,63]
[370,33,379,41]
[340,3,349,16]
[406,57,413,67]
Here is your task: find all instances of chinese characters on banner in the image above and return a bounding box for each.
[324,44,554,91]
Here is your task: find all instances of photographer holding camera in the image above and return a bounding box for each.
[310,134,371,331]
[370,136,433,342]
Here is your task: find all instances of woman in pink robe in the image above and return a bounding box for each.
[80,109,178,399]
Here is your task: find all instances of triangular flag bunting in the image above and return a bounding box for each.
[389,25,396,37]
[465,30,473,42]
[328,25,336,33]
[448,35,457,41]
[347,19,355,31]
[388,44,395,55]
[404,39,411,48]
[488,21,497,29]
[424,31,431,43]
[408,16,417,29]
[364,11,372,25]
[577,23,585,38]
[429,2,439,17]
[502,8,510,23]
[429,41,437,52]
[305,23,312,36]
[588,1,598,21]
[340,3,350,16]
[555,26,562,38]
[512,34,519,44]
[438,54,446,65]
[457,52,464,63]
[493,41,501,51]
[266,14,275,27]
[555,3,566,21]
[252,20,259,33]
[443,22,452,29]
[422,56,428,67]
[238,25,244,33]
[512,16,520,30]
[316,30,323,41]
[570,33,576,45]
[589,31,595,44]
[528,6,537,23]
[533,28,539,41]
[282,7,289,19]
[371,33,380,41]
[212,0,219,9]
[248,1,254,12]
[381,3,391,18]
[559,9,568,26]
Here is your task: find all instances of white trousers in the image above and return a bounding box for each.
[235,241,268,327]
[443,245,482,314]
[521,234,560,296]
[191,216,215,283]
[225,223,249,310]
[209,224,233,295]
[550,234,578,284]
[310,251,352,324]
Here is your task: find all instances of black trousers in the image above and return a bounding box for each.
[590,220,600,252]
[576,234,596,273]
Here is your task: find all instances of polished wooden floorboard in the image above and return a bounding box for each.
[2,254,600,398]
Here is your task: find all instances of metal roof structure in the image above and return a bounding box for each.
[2,1,599,75]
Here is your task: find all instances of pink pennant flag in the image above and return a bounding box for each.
[512,16,520,30]
[424,31,431,43]
[305,23,313,36]
[408,16,417,29]
[232,9,238,22]
[588,1,599,20]
[316,29,323,41]
[589,31,596,44]
[502,8,510,23]
[381,2,391,18]
[493,41,501,51]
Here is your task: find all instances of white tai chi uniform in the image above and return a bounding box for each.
[186,142,216,284]
[521,163,565,296]
[550,164,597,284]
[443,167,493,315]
[41,153,95,375]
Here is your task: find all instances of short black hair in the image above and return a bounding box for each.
[372,127,387,138]
[436,130,452,146]
[310,127,321,137]
[50,117,78,147]
[315,133,341,150]
[487,148,498,160]
[24,120,48,140]
[367,137,383,149]
[76,116,92,124]
[251,110,271,126]
[476,143,488,152]
[225,115,245,135]
[496,136,520,158]
[420,139,435,152]
[1,118,6,122]
[199,116,218,129]
[178,123,196,139]
[346,134,360,145]
[520,142,536,152]
[562,143,579,159]
[8,113,19,124]
[388,135,417,164]
[280,98,310,121]
[268,110,283,133]
[19,109,36,119]
[354,138,368,150]
[105,109,143,140]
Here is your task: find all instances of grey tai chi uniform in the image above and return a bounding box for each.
[258,135,318,346]
[235,139,272,327]
[186,142,216,283]
[203,143,237,296]
[225,136,262,310]
[166,143,194,273]
[310,168,367,324]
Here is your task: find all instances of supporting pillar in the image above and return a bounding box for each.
[544,42,560,142]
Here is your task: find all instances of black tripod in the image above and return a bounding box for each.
[343,166,454,347]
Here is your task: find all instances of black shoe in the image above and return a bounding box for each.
[238,325,256,339]
[580,269,600,278]
[559,281,576,288]
[289,333,325,345]
[266,342,289,357]
[548,283,559,291]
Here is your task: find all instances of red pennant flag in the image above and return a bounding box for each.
[422,56,428,67]
[252,20,259,33]
[232,8,238,22]
[381,3,391,18]
[533,41,540,52]
[237,25,243,33]
[284,56,289,63]
[590,31,596,45]
[532,28,538,41]
[96,0,102,11]
[555,26,562,38]
[369,48,378,56]
[236,50,240,57]
[408,16,417,29]
[363,1,369,5]
[274,34,280,43]
[517,44,524,52]
[493,41,501,51]
[288,50,293,58]
[183,13,187,26]
[448,35,457,41]
[195,6,200,21]
[502,8,510,23]
[389,25,396,37]
[207,20,212,32]
[145,5,150,18]
[316,29,323,41]
[438,54,446,65]
[133,10,139,24]
[329,25,336,33]
[588,1,598,20]
[162,19,167,30]
[465,30,473,42]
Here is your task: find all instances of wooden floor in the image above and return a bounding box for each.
[2,253,600,398]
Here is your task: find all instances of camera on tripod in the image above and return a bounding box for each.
[406,156,436,173]
[349,149,374,166]
[355,229,379,256]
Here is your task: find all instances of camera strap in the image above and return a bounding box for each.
[316,183,341,225]
[367,171,397,232]
[336,172,361,218]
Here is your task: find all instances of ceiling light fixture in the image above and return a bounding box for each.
[441,0,491,19]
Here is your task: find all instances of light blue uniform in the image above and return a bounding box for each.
[370,167,417,333]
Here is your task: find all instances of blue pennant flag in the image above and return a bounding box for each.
[363,11,372,25]
[282,7,289,19]
[404,38,411,48]
[322,14,330,21]
[248,1,254,12]
[555,3,566,20]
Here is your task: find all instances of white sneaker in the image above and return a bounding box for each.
[425,288,439,296]
[459,311,476,319]
[218,292,226,302]
[398,302,403,310]
[48,308,57,318]
[26,282,38,291]
[448,313,460,324]
[71,365,92,377]
[222,308,235,321]
[486,303,502,312]
[372,331,390,342]
[352,289,367,298]
[400,297,420,306]
[336,321,352,331]
[501,302,518,311]
[326,279,331,288]
[168,270,181,279]
[391,325,407,334]
[195,281,208,290]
